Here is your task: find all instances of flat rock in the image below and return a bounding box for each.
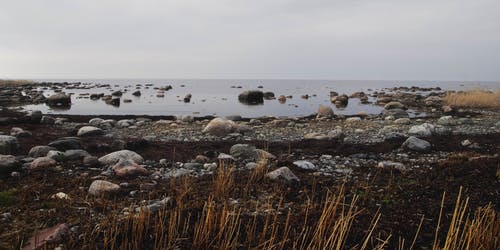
[48,137,82,151]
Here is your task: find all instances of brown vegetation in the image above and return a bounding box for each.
[443,90,500,109]
[0,79,32,86]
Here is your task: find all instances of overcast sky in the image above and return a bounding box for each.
[1,0,500,81]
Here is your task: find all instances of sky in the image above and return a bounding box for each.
[1,0,500,81]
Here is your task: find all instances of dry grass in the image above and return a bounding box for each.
[0,79,32,86]
[88,183,389,250]
[432,188,500,250]
[443,90,500,108]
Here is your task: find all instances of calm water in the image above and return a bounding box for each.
[22,79,500,118]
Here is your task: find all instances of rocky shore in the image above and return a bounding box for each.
[0,83,499,249]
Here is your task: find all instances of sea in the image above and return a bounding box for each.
[21,79,500,118]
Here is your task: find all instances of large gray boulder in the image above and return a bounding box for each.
[403,136,431,152]
[98,150,144,166]
[77,126,104,137]
[0,135,19,155]
[238,90,264,105]
[202,118,239,136]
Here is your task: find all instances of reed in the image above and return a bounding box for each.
[443,90,500,108]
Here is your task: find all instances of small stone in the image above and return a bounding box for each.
[88,180,120,196]
[293,160,318,170]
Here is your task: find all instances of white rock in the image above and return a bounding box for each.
[98,150,144,166]
[408,123,435,137]
[293,160,318,170]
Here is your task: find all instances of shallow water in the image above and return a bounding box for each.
[22,79,500,117]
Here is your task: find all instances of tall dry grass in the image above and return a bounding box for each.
[0,79,32,86]
[443,90,500,109]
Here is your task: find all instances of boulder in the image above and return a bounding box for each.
[403,136,431,152]
[28,146,56,158]
[263,92,275,100]
[46,93,71,107]
[266,167,299,183]
[30,157,57,169]
[408,123,435,137]
[277,95,287,103]
[384,101,406,110]
[316,105,334,118]
[331,94,349,106]
[0,135,19,154]
[112,159,148,178]
[238,90,264,105]
[202,118,238,136]
[77,126,104,137]
[88,180,120,196]
[98,150,144,166]
[48,137,82,151]
[0,155,21,176]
